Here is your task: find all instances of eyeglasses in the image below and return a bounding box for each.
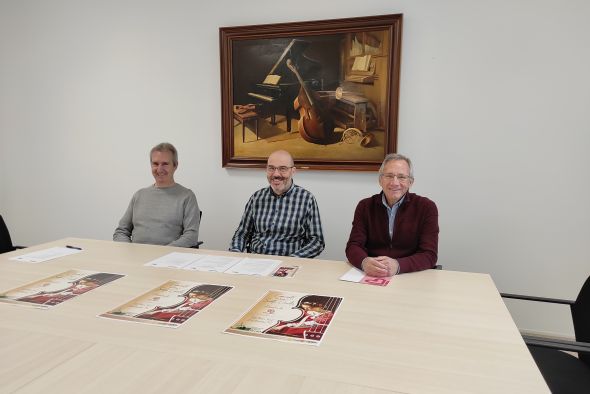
[380,173,412,183]
[266,166,294,174]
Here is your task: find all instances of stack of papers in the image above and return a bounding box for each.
[145,252,287,277]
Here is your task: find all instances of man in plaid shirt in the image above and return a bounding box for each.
[229,150,325,258]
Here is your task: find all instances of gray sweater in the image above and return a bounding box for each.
[113,183,200,247]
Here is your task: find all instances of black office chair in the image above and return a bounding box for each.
[501,275,590,393]
[0,214,25,254]
[191,210,203,249]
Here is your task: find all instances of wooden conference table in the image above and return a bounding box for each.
[0,238,548,393]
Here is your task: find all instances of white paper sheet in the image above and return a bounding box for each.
[339,267,366,282]
[184,255,242,273]
[144,252,200,269]
[225,257,282,276]
[339,267,391,286]
[144,253,284,277]
[9,247,83,263]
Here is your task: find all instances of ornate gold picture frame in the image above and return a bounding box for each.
[220,14,402,171]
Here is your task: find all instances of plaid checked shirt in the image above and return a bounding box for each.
[229,183,325,258]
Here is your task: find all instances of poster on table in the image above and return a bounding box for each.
[0,269,124,309]
[100,280,232,328]
[225,290,342,346]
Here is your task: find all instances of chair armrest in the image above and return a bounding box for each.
[191,241,203,249]
[523,334,590,355]
[500,292,575,306]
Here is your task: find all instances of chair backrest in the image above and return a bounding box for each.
[571,275,590,365]
[0,215,16,254]
[191,210,203,249]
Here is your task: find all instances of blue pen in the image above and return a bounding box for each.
[66,245,82,250]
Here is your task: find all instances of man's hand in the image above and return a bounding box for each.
[361,256,399,277]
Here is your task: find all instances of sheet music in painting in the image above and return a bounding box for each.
[352,55,371,71]
[100,280,232,328]
[0,270,124,309]
[225,290,343,346]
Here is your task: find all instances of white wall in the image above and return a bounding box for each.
[1,0,589,337]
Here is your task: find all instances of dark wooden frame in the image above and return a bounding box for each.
[220,14,403,171]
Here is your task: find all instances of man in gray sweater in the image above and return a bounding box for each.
[113,142,200,247]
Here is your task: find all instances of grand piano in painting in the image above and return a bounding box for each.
[247,39,322,133]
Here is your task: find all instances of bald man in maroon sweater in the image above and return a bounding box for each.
[346,154,439,276]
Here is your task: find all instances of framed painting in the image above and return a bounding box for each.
[220,14,402,171]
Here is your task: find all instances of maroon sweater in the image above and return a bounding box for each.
[345,192,439,274]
